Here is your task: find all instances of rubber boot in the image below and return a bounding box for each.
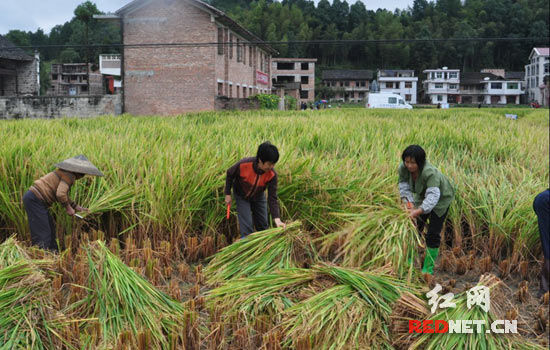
[538,259,550,298]
[421,247,439,275]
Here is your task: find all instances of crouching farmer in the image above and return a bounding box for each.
[23,155,104,251]
[224,142,285,238]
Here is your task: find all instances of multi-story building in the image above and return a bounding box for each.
[377,69,418,104]
[0,35,40,96]
[99,0,276,115]
[525,47,550,104]
[271,58,317,103]
[321,70,373,102]
[422,67,460,104]
[460,72,522,105]
[49,63,103,96]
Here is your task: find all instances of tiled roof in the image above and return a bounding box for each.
[322,70,374,80]
[0,35,33,61]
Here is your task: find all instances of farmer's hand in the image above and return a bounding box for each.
[75,205,89,212]
[274,218,286,229]
[225,195,232,205]
[408,208,423,219]
[66,205,75,216]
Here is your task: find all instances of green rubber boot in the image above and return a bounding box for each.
[421,247,439,275]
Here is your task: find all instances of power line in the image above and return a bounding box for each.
[4,37,550,50]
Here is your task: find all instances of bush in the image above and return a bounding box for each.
[250,94,279,110]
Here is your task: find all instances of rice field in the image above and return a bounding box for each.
[0,108,548,349]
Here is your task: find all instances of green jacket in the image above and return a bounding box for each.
[398,161,454,217]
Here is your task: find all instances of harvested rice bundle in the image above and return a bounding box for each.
[70,240,193,349]
[205,221,315,284]
[320,205,420,280]
[0,262,71,349]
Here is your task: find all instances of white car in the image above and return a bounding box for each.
[366,93,413,109]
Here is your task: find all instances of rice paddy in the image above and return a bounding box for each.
[0,107,548,349]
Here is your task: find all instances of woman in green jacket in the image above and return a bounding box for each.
[398,145,454,275]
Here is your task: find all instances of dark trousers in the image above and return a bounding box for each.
[416,209,449,249]
[23,190,58,251]
[534,189,550,259]
[235,193,268,238]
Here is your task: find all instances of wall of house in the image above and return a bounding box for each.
[0,95,121,119]
[271,60,315,103]
[123,1,216,115]
[0,58,39,96]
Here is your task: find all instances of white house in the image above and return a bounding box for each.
[99,54,122,90]
[422,67,460,104]
[460,72,522,105]
[525,47,549,104]
[377,69,418,104]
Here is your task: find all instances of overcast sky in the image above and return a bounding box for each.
[0,0,414,35]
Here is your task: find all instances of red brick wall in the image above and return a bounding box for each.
[122,1,272,115]
[123,1,216,115]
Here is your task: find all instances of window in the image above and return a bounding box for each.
[237,86,240,98]
[449,72,458,79]
[301,76,309,84]
[217,27,224,55]
[437,95,443,101]
[545,63,549,74]
[359,92,365,99]
[388,97,397,104]
[399,99,405,105]
[218,82,223,96]
[300,90,308,99]
[243,86,247,98]
[344,81,349,87]
[249,47,253,67]
[301,62,309,70]
[507,83,518,90]
[436,72,443,79]
[229,34,233,59]
[449,84,457,90]
[249,87,252,96]
[385,82,394,89]
[405,82,412,88]
[237,39,242,62]
[405,94,411,101]
[359,81,366,87]
[229,84,232,97]
[490,83,502,89]
[243,44,246,65]
[434,83,443,89]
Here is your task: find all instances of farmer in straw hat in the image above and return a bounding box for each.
[398,145,455,275]
[22,155,103,251]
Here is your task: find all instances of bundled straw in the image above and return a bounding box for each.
[71,240,193,348]
[205,221,315,284]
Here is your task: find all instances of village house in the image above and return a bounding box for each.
[271,58,317,104]
[98,0,276,115]
[0,35,39,96]
[49,63,103,96]
[321,70,373,102]
[525,47,550,105]
[377,69,418,104]
[422,67,460,104]
[460,71,523,105]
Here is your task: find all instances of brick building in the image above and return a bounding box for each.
[321,70,373,102]
[0,35,39,96]
[49,63,103,96]
[271,58,317,103]
[101,0,276,115]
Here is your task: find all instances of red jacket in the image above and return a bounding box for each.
[225,157,280,218]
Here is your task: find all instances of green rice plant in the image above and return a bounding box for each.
[70,240,192,348]
[204,221,316,284]
[408,274,546,350]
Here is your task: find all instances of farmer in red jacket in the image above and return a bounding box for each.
[224,142,285,238]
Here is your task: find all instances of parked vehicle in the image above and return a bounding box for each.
[366,93,413,109]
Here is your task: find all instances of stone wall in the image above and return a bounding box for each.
[0,95,121,119]
[0,58,39,96]
[215,96,260,110]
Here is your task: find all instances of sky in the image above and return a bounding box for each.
[0,0,414,35]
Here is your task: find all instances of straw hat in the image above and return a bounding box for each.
[55,155,104,177]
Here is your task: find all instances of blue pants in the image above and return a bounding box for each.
[234,193,268,238]
[23,190,58,251]
[534,189,550,259]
